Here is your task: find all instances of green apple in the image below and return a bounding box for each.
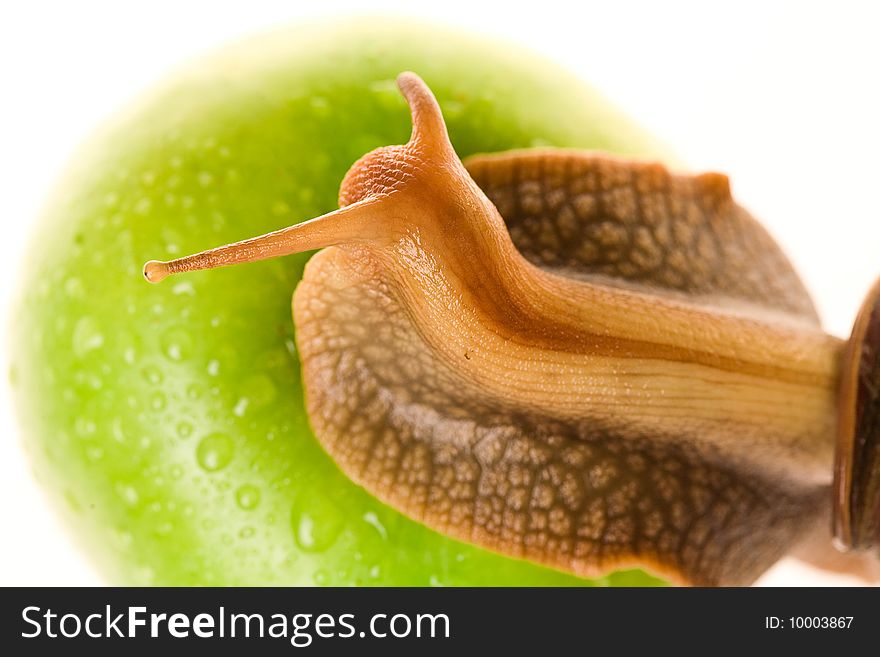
[11,19,669,585]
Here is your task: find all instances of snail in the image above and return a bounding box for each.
[144,72,879,586]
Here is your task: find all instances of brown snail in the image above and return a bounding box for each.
[145,72,879,586]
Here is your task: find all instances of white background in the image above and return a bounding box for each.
[1,0,878,586]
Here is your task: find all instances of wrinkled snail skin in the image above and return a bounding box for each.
[145,72,878,586]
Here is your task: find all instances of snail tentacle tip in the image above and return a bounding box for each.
[143,260,170,284]
[395,71,448,148]
[395,70,423,93]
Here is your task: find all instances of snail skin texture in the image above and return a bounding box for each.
[147,72,880,586]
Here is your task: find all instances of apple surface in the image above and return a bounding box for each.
[10,19,668,585]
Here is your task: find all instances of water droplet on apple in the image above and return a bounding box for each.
[64,277,85,298]
[110,528,133,551]
[440,99,465,119]
[210,211,225,231]
[73,369,102,390]
[368,79,400,108]
[118,484,140,507]
[72,317,104,357]
[362,511,388,540]
[235,484,261,510]
[161,327,193,362]
[74,416,96,437]
[141,170,157,186]
[133,566,155,585]
[176,421,193,439]
[271,200,290,217]
[233,397,249,417]
[150,392,167,411]
[309,96,330,117]
[171,281,195,296]
[111,416,128,443]
[241,374,276,408]
[134,197,152,215]
[63,489,82,514]
[196,433,234,472]
[291,496,343,552]
[198,171,214,187]
[238,526,255,539]
[141,366,163,385]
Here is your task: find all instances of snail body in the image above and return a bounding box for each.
[146,73,879,585]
